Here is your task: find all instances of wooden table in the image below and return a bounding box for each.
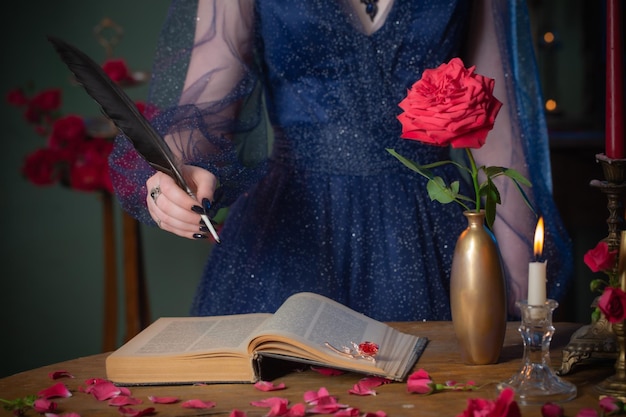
[0,322,615,416]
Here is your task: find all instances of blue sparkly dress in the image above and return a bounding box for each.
[110,0,573,321]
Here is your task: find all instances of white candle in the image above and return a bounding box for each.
[528,217,547,305]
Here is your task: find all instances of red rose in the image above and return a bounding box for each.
[6,88,28,107]
[598,287,626,323]
[102,58,133,83]
[456,387,521,417]
[397,57,502,149]
[21,148,61,186]
[584,241,617,273]
[29,88,62,112]
[48,115,87,149]
[406,369,435,395]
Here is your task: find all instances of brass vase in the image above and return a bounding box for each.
[450,210,507,365]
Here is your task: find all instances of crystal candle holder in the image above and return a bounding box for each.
[497,299,577,405]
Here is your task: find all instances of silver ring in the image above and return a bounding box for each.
[150,186,161,205]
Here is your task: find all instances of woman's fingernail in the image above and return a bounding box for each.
[202,198,212,212]
[199,225,210,233]
[191,205,205,214]
[193,233,208,239]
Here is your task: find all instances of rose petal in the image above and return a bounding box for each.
[310,367,345,376]
[109,396,143,406]
[287,403,307,417]
[117,406,155,417]
[181,399,217,409]
[304,387,331,404]
[87,381,123,401]
[230,410,247,417]
[334,407,361,417]
[250,397,289,417]
[541,402,564,417]
[38,382,72,399]
[255,381,287,391]
[49,370,74,380]
[148,395,180,404]
[33,398,58,413]
[348,383,377,396]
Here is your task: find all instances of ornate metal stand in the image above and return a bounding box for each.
[559,154,625,375]
[499,300,577,404]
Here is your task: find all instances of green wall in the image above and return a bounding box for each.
[0,1,210,378]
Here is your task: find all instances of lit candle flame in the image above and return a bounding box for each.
[533,217,544,259]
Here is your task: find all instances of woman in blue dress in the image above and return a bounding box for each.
[110,0,573,321]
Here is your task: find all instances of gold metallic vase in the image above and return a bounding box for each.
[450,210,507,365]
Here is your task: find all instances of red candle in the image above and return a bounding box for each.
[606,0,624,159]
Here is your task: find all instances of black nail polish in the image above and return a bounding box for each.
[202,198,212,212]
[193,233,208,239]
[199,225,210,233]
[191,205,205,214]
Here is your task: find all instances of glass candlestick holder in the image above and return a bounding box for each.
[497,299,577,405]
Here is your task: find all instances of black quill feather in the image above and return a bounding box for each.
[47,36,220,242]
[46,35,190,194]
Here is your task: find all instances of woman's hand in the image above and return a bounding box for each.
[146,165,219,241]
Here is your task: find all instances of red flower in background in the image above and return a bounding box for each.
[102,58,134,84]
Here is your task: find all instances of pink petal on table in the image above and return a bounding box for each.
[310,367,345,376]
[255,381,287,391]
[348,383,376,396]
[117,406,156,417]
[230,410,247,417]
[250,397,289,417]
[49,370,75,380]
[33,398,57,413]
[357,376,391,389]
[309,394,348,414]
[287,403,307,417]
[181,399,217,409]
[304,387,331,404]
[334,407,361,417]
[148,395,180,404]
[109,396,143,406]
[574,409,599,417]
[88,381,124,401]
[38,382,72,399]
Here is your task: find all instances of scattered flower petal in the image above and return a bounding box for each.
[541,402,564,417]
[109,396,143,406]
[230,410,247,417]
[251,397,289,417]
[49,371,74,380]
[117,406,155,417]
[181,399,217,409]
[148,395,180,404]
[86,381,124,401]
[348,383,377,396]
[255,381,287,391]
[599,396,622,413]
[304,387,331,405]
[288,403,307,417]
[38,383,72,399]
[310,367,345,376]
[33,398,57,413]
[456,387,520,417]
[334,407,361,417]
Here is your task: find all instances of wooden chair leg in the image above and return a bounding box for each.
[101,192,118,352]
[123,212,150,342]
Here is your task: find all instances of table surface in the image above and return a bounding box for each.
[0,322,615,416]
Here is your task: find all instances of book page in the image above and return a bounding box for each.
[112,314,272,357]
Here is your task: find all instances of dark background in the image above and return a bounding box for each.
[0,0,622,377]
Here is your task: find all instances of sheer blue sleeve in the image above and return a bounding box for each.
[467,0,573,313]
[109,0,269,225]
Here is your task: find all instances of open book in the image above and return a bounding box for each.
[105,292,428,385]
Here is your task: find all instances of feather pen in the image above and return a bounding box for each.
[47,35,220,243]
